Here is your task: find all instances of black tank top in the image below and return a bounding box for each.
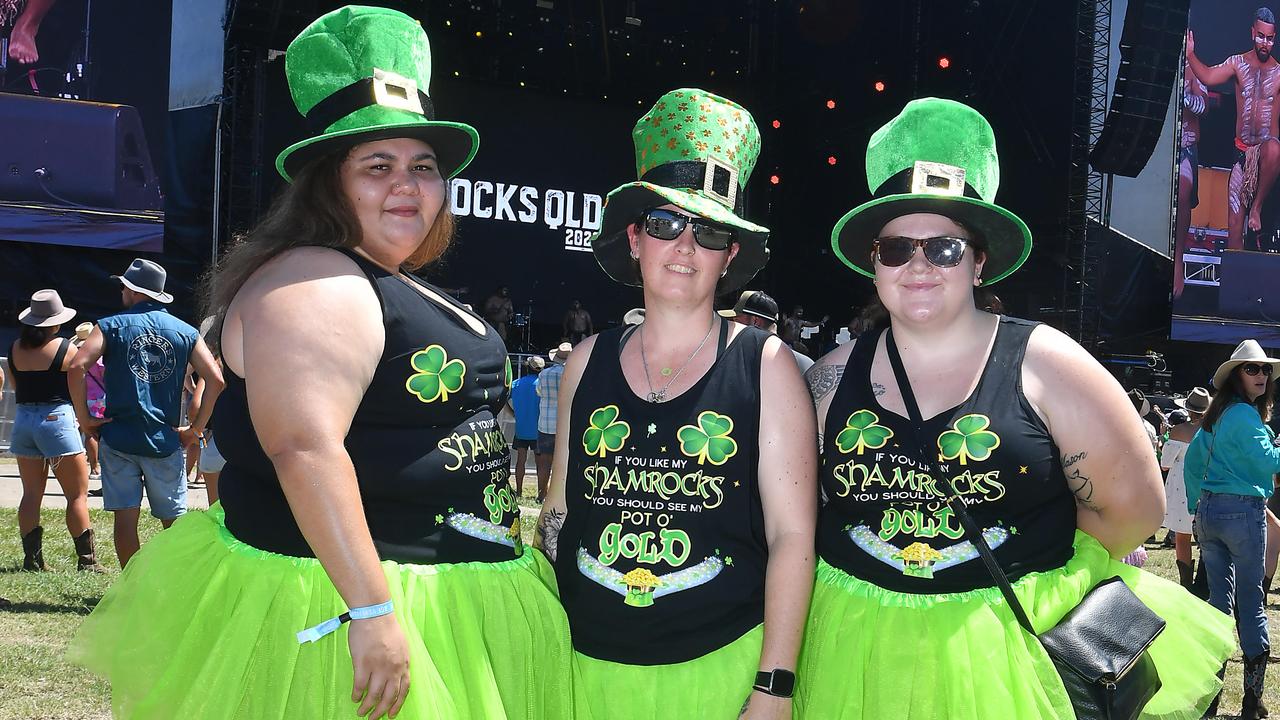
[556,322,769,665]
[217,249,519,565]
[9,338,72,405]
[816,317,1076,594]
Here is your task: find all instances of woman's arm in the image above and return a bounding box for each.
[535,335,597,561]
[742,336,818,720]
[234,248,407,719]
[1023,325,1165,557]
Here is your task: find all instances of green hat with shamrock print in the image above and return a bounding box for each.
[591,88,770,291]
[831,97,1032,286]
[274,5,479,182]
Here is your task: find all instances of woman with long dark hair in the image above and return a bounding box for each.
[8,290,105,573]
[70,8,570,719]
[795,98,1234,719]
[1185,339,1280,719]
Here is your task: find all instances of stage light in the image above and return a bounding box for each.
[825,99,836,109]
[769,174,781,185]
[828,156,837,166]
[771,119,781,129]
[508,31,514,37]
[938,56,951,69]
[475,31,483,38]
[519,81,526,87]
[453,71,460,77]
[710,70,717,77]
[445,20,452,26]
[874,81,886,92]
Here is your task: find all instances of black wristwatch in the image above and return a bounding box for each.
[753,668,796,698]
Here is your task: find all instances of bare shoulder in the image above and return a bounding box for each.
[759,333,804,379]
[1022,322,1130,434]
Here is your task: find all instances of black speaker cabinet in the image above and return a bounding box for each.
[0,93,162,210]
[1219,250,1280,322]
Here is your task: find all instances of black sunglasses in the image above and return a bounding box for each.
[1242,363,1274,377]
[641,208,737,251]
[872,236,970,268]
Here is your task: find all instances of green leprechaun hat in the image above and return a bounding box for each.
[274,5,478,182]
[592,88,770,290]
[831,98,1031,286]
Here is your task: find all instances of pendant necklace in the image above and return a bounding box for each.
[640,316,717,403]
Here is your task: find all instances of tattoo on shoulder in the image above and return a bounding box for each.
[535,508,565,561]
[806,364,844,404]
[1061,451,1100,512]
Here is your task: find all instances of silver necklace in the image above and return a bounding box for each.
[639,316,718,403]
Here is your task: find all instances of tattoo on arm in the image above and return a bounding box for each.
[535,508,565,561]
[739,694,751,717]
[1062,451,1100,512]
[806,364,844,405]
[872,382,886,397]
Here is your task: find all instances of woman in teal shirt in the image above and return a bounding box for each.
[1185,339,1280,720]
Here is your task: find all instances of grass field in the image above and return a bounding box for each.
[0,509,1276,719]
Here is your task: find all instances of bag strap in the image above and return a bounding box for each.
[883,327,1039,637]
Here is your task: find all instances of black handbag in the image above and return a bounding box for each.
[883,328,1165,720]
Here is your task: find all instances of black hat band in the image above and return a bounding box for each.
[639,159,745,215]
[305,72,437,134]
[872,162,983,201]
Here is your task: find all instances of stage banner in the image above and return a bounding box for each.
[1175,1,1280,345]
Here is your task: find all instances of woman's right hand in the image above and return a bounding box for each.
[349,613,411,719]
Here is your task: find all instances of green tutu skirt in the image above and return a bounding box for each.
[796,531,1235,720]
[68,504,573,719]
[572,624,763,719]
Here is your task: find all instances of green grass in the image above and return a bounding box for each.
[1,510,1277,718]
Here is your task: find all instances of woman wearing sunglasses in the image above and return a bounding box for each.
[535,89,816,720]
[794,98,1234,719]
[1184,339,1280,718]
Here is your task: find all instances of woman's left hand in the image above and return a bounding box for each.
[739,692,792,720]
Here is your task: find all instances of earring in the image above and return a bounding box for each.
[973,277,982,287]
[630,250,638,259]
[720,268,728,278]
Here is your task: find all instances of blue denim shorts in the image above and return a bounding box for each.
[197,435,225,474]
[99,440,187,520]
[9,403,85,459]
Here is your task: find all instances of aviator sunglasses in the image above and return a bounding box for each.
[873,235,970,268]
[1242,363,1274,377]
[641,208,737,251]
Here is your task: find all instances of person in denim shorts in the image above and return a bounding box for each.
[8,290,106,572]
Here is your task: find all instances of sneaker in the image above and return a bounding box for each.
[89,470,100,480]
[88,487,103,498]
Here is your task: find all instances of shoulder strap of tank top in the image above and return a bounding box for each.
[50,338,71,371]
[716,316,730,355]
[966,317,1038,407]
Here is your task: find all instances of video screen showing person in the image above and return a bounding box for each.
[0,0,165,251]
[1175,3,1280,343]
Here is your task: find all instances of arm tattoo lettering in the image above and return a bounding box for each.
[739,695,751,717]
[535,508,565,561]
[1062,451,1100,512]
[872,382,886,397]
[806,364,844,405]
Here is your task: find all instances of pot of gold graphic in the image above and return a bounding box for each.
[894,542,944,579]
[621,568,662,607]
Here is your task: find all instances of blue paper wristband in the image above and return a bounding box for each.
[296,600,394,644]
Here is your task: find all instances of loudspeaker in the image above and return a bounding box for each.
[0,93,162,210]
[1219,250,1280,321]
[1090,0,1190,177]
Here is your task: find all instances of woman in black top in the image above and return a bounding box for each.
[793,98,1234,719]
[70,8,570,719]
[9,289,106,573]
[536,89,816,720]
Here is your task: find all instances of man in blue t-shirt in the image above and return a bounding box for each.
[507,356,544,498]
[69,259,224,568]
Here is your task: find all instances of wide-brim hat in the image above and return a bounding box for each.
[1128,388,1152,418]
[831,97,1032,286]
[622,308,646,326]
[275,6,478,182]
[550,342,574,363]
[111,257,173,303]
[19,289,76,327]
[74,322,94,341]
[1212,339,1280,390]
[1174,386,1211,414]
[592,88,770,291]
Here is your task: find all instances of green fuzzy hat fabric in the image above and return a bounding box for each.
[591,88,771,290]
[275,5,479,181]
[831,97,1032,285]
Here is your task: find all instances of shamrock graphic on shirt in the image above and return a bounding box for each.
[678,411,738,465]
[406,345,466,404]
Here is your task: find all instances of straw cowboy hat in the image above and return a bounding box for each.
[622,308,646,326]
[1212,339,1280,390]
[550,342,574,364]
[18,289,76,327]
[1173,387,1211,414]
[74,322,95,343]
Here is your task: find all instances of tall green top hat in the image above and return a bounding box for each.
[274,5,479,182]
[592,88,770,290]
[831,98,1031,285]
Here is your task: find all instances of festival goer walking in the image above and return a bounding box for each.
[537,88,816,720]
[68,258,220,569]
[508,355,543,497]
[70,8,570,718]
[535,342,570,503]
[8,290,105,572]
[1185,339,1280,719]
[72,322,104,480]
[796,98,1234,719]
[1164,386,1209,590]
